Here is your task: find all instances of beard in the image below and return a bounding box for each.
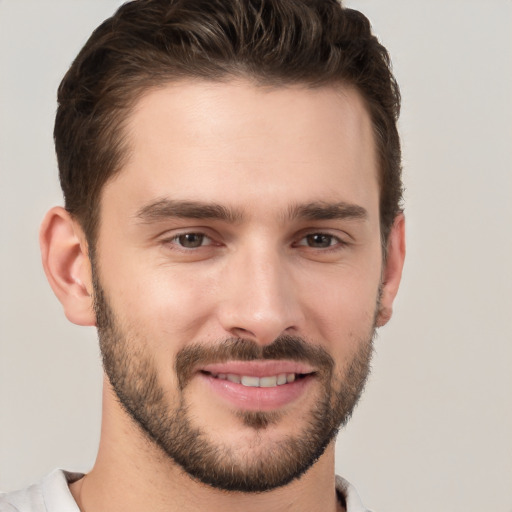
[93,270,376,493]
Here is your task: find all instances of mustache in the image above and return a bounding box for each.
[175,335,334,390]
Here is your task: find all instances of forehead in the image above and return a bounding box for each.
[104,80,379,221]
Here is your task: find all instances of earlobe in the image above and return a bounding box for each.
[39,206,96,326]
[376,214,406,327]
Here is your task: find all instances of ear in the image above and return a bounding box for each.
[40,206,96,326]
[376,213,406,327]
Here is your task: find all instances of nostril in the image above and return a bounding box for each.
[230,326,256,339]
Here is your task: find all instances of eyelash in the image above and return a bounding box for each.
[293,232,346,250]
[163,231,348,252]
[165,232,215,250]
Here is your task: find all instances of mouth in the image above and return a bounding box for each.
[201,371,309,387]
[197,361,317,411]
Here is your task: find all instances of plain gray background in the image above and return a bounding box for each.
[1,1,511,510]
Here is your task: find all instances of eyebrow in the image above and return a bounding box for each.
[135,198,368,224]
[135,199,244,223]
[287,201,368,222]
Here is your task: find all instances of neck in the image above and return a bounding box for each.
[70,383,343,512]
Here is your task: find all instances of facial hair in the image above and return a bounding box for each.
[93,269,376,493]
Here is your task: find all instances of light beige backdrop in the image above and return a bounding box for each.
[1,1,511,510]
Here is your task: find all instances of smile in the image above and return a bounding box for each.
[198,362,317,411]
[203,371,304,387]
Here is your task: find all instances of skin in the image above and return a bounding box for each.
[40,80,405,512]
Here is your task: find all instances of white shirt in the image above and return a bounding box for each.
[1,470,371,511]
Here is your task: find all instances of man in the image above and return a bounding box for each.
[0,0,405,510]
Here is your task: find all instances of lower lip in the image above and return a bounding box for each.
[200,373,314,411]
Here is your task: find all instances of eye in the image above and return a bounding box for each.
[297,233,341,249]
[172,232,211,249]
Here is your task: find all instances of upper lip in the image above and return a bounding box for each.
[199,360,316,377]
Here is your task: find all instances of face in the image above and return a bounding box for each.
[93,81,386,492]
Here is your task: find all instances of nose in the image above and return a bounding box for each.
[216,244,304,346]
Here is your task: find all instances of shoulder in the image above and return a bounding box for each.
[335,475,374,512]
[0,470,83,512]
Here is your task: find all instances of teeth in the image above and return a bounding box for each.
[277,373,287,385]
[211,372,298,387]
[240,376,260,387]
[259,376,277,387]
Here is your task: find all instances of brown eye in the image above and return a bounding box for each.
[176,233,206,248]
[305,233,335,248]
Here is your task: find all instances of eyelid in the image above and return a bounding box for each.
[293,230,349,247]
[158,227,350,251]
[160,229,217,249]
[177,233,212,246]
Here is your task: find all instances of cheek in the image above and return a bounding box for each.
[298,261,381,351]
[104,260,222,348]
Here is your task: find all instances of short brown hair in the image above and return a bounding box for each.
[55,0,402,245]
